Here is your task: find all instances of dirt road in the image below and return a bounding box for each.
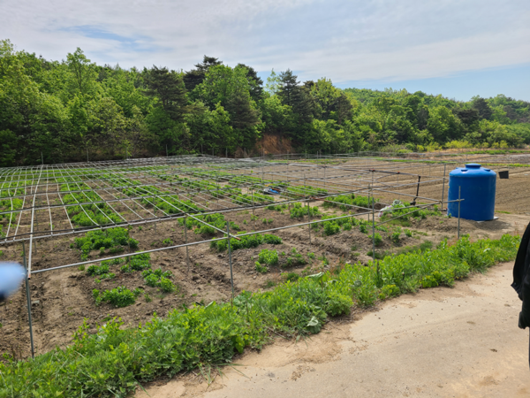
[138,261,530,398]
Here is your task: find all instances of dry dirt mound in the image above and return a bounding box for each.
[257,133,294,155]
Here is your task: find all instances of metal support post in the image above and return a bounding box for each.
[371,172,376,262]
[441,164,446,211]
[23,242,35,359]
[252,188,255,228]
[227,222,234,300]
[306,200,312,245]
[184,216,190,273]
[458,186,462,239]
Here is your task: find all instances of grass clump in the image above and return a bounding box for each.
[368,232,383,247]
[323,193,377,211]
[142,268,176,292]
[93,286,142,308]
[398,240,433,255]
[75,228,138,261]
[210,233,282,252]
[178,213,240,235]
[255,262,269,274]
[380,201,442,226]
[258,249,279,266]
[289,203,320,218]
[120,253,151,273]
[391,228,402,244]
[284,248,308,267]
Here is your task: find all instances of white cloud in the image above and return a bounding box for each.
[1,0,529,82]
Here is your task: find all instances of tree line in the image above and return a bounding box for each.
[1,39,529,166]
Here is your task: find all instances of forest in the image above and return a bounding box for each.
[1,38,530,166]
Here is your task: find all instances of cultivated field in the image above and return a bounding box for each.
[1,153,529,363]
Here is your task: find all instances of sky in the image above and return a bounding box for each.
[1,0,529,102]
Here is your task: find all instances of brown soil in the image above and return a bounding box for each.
[256,133,294,156]
[1,204,527,361]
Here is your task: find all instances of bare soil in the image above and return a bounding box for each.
[1,204,527,361]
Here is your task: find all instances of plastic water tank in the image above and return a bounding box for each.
[447,163,496,221]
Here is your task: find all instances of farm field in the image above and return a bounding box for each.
[0,153,529,395]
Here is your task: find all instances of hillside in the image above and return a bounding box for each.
[1,38,530,166]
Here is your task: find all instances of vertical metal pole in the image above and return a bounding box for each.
[184,216,189,273]
[458,186,462,239]
[252,188,255,228]
[396,172,399,201]
[371,172,376,262]
[23,242,35,359]
[324,167,326,190]
[441,164,446,211]
[306,200,312,245]
[227,222,234,300]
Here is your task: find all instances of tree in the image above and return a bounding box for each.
[145,66,187,122]
[183,56,222,92]
[237,63,263,102]
[265,69,281,95]
[195,64,261,149]
[472,97,493,120]
[278,69,298,107]
[66,48,98,97]
[427,106,461,142]
[88,97,128,157]
[185,102,237,155]
[0,130,17,166]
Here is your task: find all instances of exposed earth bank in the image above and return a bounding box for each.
[137,261,530,398]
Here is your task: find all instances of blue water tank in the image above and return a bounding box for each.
[447,163,496,221]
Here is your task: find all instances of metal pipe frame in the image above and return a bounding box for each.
[0,155,451,248]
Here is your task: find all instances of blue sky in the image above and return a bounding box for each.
[1,0,529,101]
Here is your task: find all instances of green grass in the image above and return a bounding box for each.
[397,240,433,255]
[210,233,282,252]
[74,227,138,261]
[0,234,519,397]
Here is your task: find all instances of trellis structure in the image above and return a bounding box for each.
[2,153,470,359]
[1,154,453,276]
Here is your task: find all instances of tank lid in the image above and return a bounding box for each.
[465,163,481,169]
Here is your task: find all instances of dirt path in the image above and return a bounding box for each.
[137,261,530,398]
